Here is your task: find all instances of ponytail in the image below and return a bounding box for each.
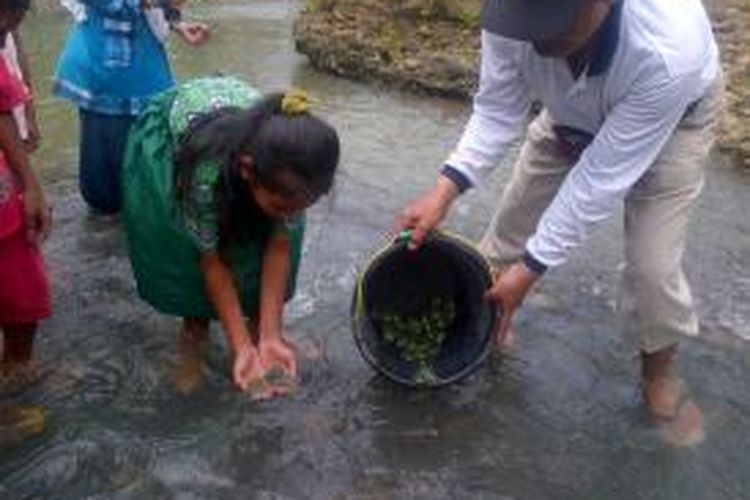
[173,89,339,249]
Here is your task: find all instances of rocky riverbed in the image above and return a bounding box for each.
[294,0,750,169]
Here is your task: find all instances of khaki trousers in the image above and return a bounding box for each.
[478,76,724,353]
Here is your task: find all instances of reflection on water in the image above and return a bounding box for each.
[2,1,750,498]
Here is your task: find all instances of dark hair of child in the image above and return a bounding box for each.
[2,0,31,11]
[173,93,340,249]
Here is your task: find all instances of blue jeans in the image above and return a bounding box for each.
[79,110,135,214]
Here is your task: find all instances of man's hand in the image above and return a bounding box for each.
[173,21,210,46]
[485,262,541,346]
[393,175,459,250]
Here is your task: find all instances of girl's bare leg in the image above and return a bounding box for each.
[0,323,42,395]
[173,317,210,395]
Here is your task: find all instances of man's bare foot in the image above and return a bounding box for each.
[641,346,704,447]
[173,319,210,395]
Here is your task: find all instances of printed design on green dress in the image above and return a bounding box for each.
[169,77,262,251]
[182,161,221,252]
[169,76,262,137]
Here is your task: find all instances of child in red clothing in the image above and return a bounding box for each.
[0,0,52,391]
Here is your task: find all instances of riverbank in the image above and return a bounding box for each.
[294,0,750,169]
[709,0,750,169]
[294,0,481,99]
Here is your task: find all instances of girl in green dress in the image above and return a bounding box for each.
[122,77,339,396]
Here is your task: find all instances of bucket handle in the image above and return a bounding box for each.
[396,229,413,244]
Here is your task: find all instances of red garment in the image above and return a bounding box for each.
[0,57,50,323]
[0,228,51,323]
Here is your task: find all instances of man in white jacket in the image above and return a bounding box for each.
[395,0,722,444]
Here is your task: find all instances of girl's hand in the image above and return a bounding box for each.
[173,21,210,46]
[23,182,51,245]
[485,262,540,346]
[232,341,266,391]
[259,336,298,381]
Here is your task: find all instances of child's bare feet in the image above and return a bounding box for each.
[0,362,44,396]
[641,346,704,447]
[0,404,45,447]
[173,318,210,395]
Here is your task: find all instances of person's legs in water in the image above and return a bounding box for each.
[0,226,51,395]
[172,317,210,395]
[618,74,723,445]
[640,345,703,445]
[479,110,575,266]
[78,109,135,215]
[0,323,43,395]
[2,322,35,364]
[478,110,575,349]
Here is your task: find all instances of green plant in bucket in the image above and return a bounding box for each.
[379,297,456,385]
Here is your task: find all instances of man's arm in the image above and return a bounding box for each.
[394,30,530,248]
[525,66,701,269]
[443,29,531,190]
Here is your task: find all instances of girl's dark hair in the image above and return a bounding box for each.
[3,0,31,11]
[174,93,340,248]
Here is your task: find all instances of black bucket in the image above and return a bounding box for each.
[352,230,499,387]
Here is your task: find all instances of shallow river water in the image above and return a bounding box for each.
[1,2,749,499]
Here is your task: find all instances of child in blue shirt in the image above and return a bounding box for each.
[54,0,208,214]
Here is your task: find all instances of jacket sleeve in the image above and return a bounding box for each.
[444,29,530,188]
[526,65,701,268]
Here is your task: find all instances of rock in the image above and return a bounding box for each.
[293,0,479,99]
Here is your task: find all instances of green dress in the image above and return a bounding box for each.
[123,77,304,318]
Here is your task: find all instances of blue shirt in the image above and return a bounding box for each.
[53,0,174,116]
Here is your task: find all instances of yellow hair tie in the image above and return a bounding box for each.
[281,88,311,115]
